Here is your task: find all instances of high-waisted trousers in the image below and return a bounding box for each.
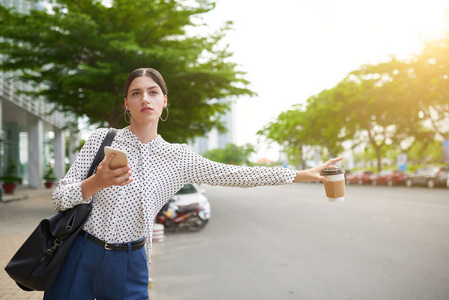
[43,233,149,300]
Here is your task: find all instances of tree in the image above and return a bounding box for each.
[0,0,253,142]
[259,86,353,169]
[258,42,449,170]
[260,57,431,172]
[338,57,430,173]
[411,38,449,141]
[258,106,311,169]
[301,87,350,158]
[202,143,255,165]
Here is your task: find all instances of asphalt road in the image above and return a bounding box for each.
[150,183,449,300]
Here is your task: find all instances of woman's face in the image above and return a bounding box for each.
[124,76,167,124]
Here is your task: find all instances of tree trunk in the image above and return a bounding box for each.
[375,145,382,173]
[367,129,384,174]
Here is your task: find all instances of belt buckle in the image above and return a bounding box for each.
[104,242,114,251]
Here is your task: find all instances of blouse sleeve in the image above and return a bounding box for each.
[180,145,297,187]
[52,128,108,211]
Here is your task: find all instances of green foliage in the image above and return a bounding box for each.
[300,87,348,157]
[1,158,21,184]
[258,105,311,169]
[43,164,57,181]
[406,140,445,164]
[0,0,253,143]
[202,143,255,165]
[411,39,449,140]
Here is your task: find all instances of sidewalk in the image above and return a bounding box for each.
[0,186,56,299]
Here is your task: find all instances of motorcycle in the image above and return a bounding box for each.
[156,184,211,232]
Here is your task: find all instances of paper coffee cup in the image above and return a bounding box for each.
[323,168,345,202]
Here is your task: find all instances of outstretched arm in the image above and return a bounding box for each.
[293,157,343,183]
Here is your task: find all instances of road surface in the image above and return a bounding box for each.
[150,183,449,300]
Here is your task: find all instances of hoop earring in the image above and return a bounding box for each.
[124,109,131,123]
[160,107,169,121]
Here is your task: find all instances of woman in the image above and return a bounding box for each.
[45,68,343,300]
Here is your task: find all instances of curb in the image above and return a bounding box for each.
[1,193,28,202]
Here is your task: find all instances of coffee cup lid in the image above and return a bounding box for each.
[322,168,345,175]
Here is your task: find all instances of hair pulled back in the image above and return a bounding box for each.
[123,68,168,98]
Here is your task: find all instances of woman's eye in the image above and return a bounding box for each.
[132,91,140,96]
[150,91,158,95]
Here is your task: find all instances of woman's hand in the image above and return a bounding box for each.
[94,154,133,189]
[81,153,133,200]
[294,157,343,183]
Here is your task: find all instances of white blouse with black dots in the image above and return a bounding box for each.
[52,127,297,261]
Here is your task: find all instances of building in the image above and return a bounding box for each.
[190,99,236,155]
[0,0,78,192]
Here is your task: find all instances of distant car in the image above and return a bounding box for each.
[372,170,407,187]
[171,183,211,218]
[345,170,375,185]
[405,166,449,189]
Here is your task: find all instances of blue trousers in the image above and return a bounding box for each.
[43,233,149,300]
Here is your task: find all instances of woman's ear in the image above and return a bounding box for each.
[124,98,129,109]
[163,95,168,108]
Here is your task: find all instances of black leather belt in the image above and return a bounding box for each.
[80,230,145,251]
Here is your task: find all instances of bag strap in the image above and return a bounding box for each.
[43,129,117,256]
[86,128,117,178]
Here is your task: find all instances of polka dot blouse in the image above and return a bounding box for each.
[52,127,297,260]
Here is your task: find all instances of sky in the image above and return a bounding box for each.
[196,0,448,161]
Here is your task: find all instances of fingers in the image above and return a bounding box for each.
[319,157,343,179]
[110,167,132,186]
[95,156,133,188]
[320,175,330,183]
[114,172,133,186]
[295,157,344,183]
[323,156,343,169]
[103,153,115,167]
[96,154,114,172]
[328,156,343,164]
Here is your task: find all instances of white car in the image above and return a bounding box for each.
[171,183,211,221]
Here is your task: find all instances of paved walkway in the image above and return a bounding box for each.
[0,186,156,300]
[0,187,53,299]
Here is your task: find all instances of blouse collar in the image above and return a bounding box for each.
[117,127,164,147]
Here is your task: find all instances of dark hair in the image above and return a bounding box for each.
[123,68,168,98]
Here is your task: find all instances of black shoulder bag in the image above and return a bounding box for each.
[4,128,117,291]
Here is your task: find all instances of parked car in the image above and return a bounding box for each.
[170,183,211,218]
[405,166,449,188]
[372,170,407,187]
[345,170,375,185]
[156,183,211,231]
